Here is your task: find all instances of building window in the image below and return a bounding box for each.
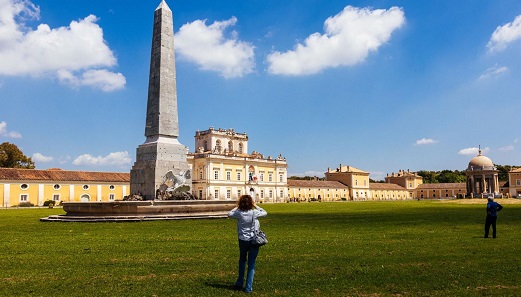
[109,194,115,201]
[238,189,242,197]
[199,170,203,179]
[238,143,243,153]
[261,190,264,198]
[260,173,264,182]
[53,194,60,201]
[268,173,273,182]
[517,179,521,186]
[409,183,412,188]
[279,174,283,182]
[214,170,219,180]
[20,194,28,202]
[355,180,358,186]
[269,190,273,198]
[237,172,241,181]
[198,190,203,199]
[364,180,366,186]
[83,185,90,190]
[228,141,233,153]
[280,190,283,198]
[214,190,219,199]
[226,171,231,181]
[227,189,231,199]
[20,184,28,190]
[109,185,115,190]
[53,184,61,190]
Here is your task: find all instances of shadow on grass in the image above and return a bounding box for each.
[204,281,237,291]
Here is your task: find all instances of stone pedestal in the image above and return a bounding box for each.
[130,138,191,199]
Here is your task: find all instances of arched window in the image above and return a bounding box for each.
[204,140,208,151]
[238,143,243,153]
[228,141,233,153]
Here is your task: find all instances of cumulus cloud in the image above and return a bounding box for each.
[478,64,509,80]
[0,0,125,91]
[175,17,255,78]
[73,151,131,167]
[415,138,438,145]
[32,152,53,163]
[0,121,22,138]
[458,147,490,156]
[267,6,405,75]
[57,69,126,92]
[488,15,521,52]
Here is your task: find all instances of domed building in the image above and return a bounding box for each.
[465,149,499,197]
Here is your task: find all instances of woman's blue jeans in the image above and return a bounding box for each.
[235,239,259,292]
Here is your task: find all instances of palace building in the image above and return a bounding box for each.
[187,127,288,202]
[1,133,518,206]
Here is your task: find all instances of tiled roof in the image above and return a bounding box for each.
[0,168,130,183]
[287,180,348,188]
[417,183,465,189]
[369,183,407,190]
[510,168,521,173]
[327,165,368,174]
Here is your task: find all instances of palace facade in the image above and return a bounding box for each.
[187,127,288,202]
[1,128,519,206]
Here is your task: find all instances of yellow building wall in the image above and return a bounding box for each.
[287,186,348,202]
[509,172,521,197]
[0,181,128,206]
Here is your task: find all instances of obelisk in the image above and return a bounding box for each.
[130,0,191,200]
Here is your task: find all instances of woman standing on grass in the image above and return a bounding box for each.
[228,195,267,293]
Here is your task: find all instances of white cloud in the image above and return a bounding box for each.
[73,151,131,167]
[0,0,125,91]
[0,121,22,138]
[415,138,438,145]
[458,147,490,156]
[498,145,514,152]
[175,17,255,78]
[478,64,509,80]
[487,15,521,52]
[267,6,405,75]
[369,171,386,181]
[287,171,325,177]
[57,69,126,92]
[32,152,53,163]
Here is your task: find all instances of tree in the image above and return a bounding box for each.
[0,142,35,169]
[437,170,466,183]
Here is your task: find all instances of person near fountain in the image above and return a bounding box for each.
[228,195,267,293]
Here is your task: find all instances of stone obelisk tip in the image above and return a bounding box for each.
[156,0,171,11]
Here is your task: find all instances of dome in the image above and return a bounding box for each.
[467,150,494,170]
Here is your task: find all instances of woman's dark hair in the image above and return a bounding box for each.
[237,195,254,211]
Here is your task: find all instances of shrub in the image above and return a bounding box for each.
[43,200,55,206]
[17,202,34,207]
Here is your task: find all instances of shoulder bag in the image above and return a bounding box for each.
[251,211,268,247]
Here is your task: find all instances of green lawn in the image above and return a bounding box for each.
[1,201,520,296]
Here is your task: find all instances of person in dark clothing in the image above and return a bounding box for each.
[484,197,503,238]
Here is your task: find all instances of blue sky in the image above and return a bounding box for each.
[1,0,521,180]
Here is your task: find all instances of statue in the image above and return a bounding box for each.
[156,170,193,200]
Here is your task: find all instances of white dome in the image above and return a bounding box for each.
[468,151,494,170]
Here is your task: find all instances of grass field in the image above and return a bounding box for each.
[1,200,521,296]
